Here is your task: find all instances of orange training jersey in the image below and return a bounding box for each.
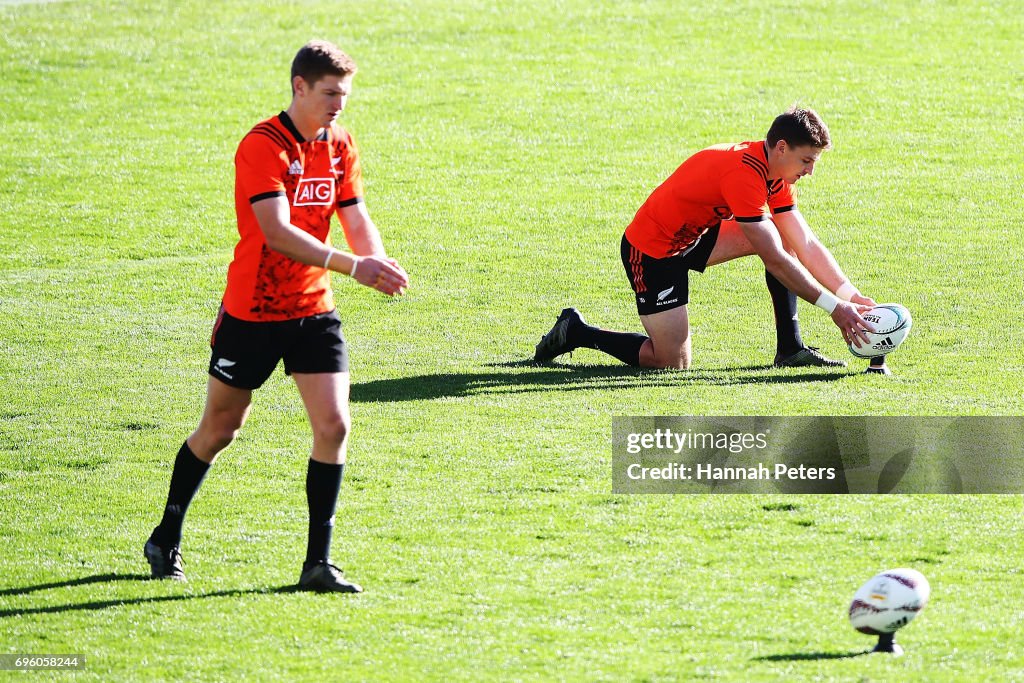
[224,111,364,321]
[624,140,796,259]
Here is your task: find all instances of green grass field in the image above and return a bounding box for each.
[2,0,1023,680]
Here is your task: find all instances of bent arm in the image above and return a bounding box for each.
[251,195,359,275]
[251,196,407,295]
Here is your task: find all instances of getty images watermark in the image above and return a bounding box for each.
[612,417,1024,493]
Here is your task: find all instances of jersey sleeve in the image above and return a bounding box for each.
[720,167,771,222]
[769,182,796,214]
[337,132,364,207]
[235,134,289,204]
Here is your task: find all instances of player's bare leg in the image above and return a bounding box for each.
[188,377,254,463]
[292,372,362,593]
[638,306,692,369]
[293,371,351,465]
[705,219,757,267]
[146,377,253,580]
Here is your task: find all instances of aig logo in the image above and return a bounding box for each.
[294,177,335,206]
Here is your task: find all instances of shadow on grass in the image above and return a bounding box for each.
[753,650,873,661]
[351,360,850,403]
[0,573,311,619]
[0,573,152,597]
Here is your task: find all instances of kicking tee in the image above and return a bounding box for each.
[624,140,795,259]
[224,111,363,321]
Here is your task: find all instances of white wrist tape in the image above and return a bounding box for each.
[349,257,360,278]
[835,281,858,301]
[322,248,336,270]
[814,290,840,314]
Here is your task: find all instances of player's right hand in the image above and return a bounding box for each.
[352,256,409,296]
[831,301,874,348]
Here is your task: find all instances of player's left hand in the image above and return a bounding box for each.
[850,293,877,307]
[352,255,409,296]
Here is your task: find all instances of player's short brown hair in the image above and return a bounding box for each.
[290,40,357,93]
[766,107,831,149]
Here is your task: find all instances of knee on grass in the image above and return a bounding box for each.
[642,340,691,370]
[653,356,691,370]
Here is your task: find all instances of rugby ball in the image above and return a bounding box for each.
[848,568,930,635]
[849,303,912,358]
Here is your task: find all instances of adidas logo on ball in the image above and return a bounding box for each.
[849,304,913,359]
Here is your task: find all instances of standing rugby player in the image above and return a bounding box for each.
[535,107,874,369]
[144,41,409,592]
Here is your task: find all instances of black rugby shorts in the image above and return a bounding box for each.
[208,307,349,390]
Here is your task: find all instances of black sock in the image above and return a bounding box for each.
[304,460,344,569]
[574,325,648,367]
[153,441,210,548]
[765,270,804,356]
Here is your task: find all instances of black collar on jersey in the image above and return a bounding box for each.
[278,111,306,144]
[277,110,330,143]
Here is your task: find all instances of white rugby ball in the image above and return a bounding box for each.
[849,303,912,358]
[848,568,930,635]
